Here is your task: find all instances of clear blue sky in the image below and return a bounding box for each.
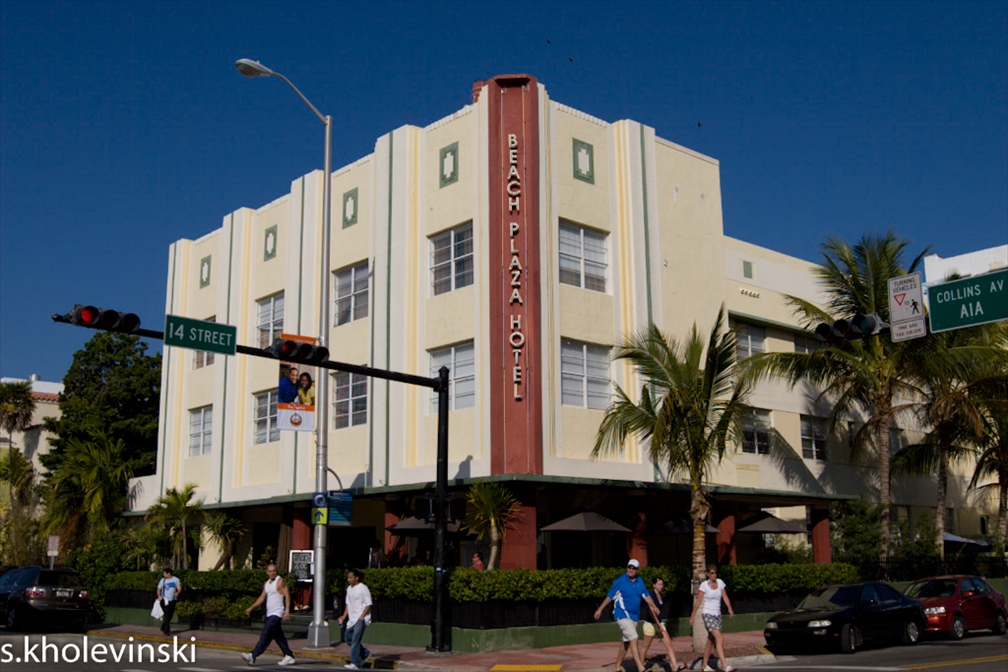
[2,1,1006,382]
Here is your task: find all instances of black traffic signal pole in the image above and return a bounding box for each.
[53,313,454,652]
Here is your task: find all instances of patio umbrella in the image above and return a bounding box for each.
[736,512,807,534]
[663,518,720,535]
[943,532,989,546]
[385,516,463,535]
[541,512,631,532]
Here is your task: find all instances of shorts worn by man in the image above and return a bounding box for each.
[240,564,296,667]
[593,559,661,672]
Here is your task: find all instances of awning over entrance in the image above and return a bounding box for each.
[541,511,630,532]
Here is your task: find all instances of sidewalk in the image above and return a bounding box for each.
[86,622,774,671]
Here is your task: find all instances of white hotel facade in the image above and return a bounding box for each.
[130,75,995,570]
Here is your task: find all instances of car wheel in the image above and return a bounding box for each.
[903,619,920,645]
[995,613,1007,635]
[840,623,857,653]
[950,614,965,640]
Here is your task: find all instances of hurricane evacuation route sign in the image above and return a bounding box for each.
[928,268,1008,333]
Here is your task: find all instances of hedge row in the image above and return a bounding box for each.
[106,563,857,602]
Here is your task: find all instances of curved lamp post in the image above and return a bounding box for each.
[236,57,332,649]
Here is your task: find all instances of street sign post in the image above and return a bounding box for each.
[928,268,1008,333]
[888,272,926,342]
[164,315,237,355]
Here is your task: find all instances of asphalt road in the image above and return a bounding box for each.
[752,633,1008,672]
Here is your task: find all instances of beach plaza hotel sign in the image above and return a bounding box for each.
[488,76,543,476]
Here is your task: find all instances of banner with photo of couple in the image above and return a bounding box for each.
[277,333,317,432]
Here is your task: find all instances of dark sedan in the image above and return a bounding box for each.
[764,582,926,654]
[904,575,1007,639]
[0,566,90,630]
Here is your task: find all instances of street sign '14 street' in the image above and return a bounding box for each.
[928,268,1008,333]
[164,314,237,355]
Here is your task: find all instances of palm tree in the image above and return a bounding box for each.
[592,306,749,590]
[43,431,135,547]
[204,511,246,570]
[0,380,36,450]
[970,375,1008,553]
[146,484,203,569]
[746,231,931,561]
[462,482,522,570]
[0,446,35,507]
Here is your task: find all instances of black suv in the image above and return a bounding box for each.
[0,566,89,630]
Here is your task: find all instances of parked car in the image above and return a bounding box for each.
[903,575,1007,640]
[764,582,926,654]
[0,566,90,630]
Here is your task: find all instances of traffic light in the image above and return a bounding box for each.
[814,312,887,343]
[66,304,141,333]
[269,337,329,365]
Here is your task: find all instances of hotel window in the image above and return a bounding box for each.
[889,426,906,457]
[794,334,820,354]
[193,316,217,368]
[253,391,280,444]
[560,339,611,409]
[333,372,368,429]
[335,262,369,326]
[944,508,955,534]
[430,342,475,413]
[256,293,284,348]
[741,409,772,454]
[188,406,213,457]
[430,224,473,296]
[559,221,607,292]
[801,415,828,461]
[735,323,766,360]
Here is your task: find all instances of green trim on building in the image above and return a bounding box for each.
[572,138,594,184]
[743,259,753,279]
[199,255,212,288]
[264,225,278,261]
[342,187,359,228]
[438,141,459,188]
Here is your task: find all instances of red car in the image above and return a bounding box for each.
[903,575,1007,640]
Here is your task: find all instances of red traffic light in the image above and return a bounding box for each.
[270,338,329,365]
[73,305,101,327]
[68,304,141,333]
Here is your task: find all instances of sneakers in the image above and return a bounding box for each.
[279,655,296,666]
[241,652,255,665]
[344,664,359,670]
[703,666,716,672]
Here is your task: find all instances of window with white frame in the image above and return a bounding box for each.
[193,316,217,368]
[188,406,213,456]
[801,415,828,460]
[735,323,766,360]
[793,334,820,354]
[559,221,607,292]
[429,342,475,412]
[560,339,611,409]
[430,224,473,296]
[333,372,368,428]
[256,293,284,348]
[741,409,772,454]
[335,262,369,326]
[253,391,280,444]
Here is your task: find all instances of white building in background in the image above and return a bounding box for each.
[132,74,998,571]
[0,374,63,474]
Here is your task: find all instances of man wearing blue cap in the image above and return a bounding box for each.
[594,559,661,672]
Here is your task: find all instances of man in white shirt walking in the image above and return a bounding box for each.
[240,564,296,666]
[337,568,372,670]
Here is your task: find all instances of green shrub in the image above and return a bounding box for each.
[719,563,858,593]
[224,595,256,621]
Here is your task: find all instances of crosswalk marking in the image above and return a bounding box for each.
[491,665,563,671]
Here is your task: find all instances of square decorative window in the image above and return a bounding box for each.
[439,142,459,187]
[254,390,280,444]
[735,323,766,360]
[572,138,594,184]
[193,316,217,368]
[333,372,368,428]
[429,342,475,413]
[559,220,607,292]
[189,406,213,456]
[334,262,369,325]
[199,255,212,288]
[264,225,278,261]
[256,293,284,348]
[801,415,828,460]
[430,223,473,296]
[560,339,611,409]
[342,188,359,228]
[742,260,753,279]
[742,409,772,454]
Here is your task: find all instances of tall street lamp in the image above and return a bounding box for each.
[236,57,333,649]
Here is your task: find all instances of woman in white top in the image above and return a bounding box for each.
[689,565,736,672]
